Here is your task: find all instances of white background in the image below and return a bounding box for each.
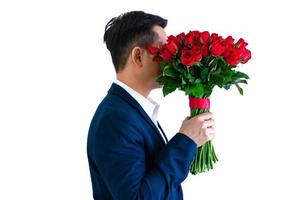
[1,0,302,199]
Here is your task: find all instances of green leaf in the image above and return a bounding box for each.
[193,62,205,69]
[193,62,202,67]
[210,74,225,88]
[235,83,244,95]
[223,83,232,90]
[181,76,187,85]
[185,86,193,96]
[163,66,178,77]
[156,75,166,85]
[185,69,194,83]
[163,79,178,97]
[185,83,204,97]
[194,78,202,84]
[160,62,168,71]
[223,78,248,90]
[200,68,209,81]
[175,64,186,73]
[222,70,233,82]
[217,57,228,69]
[204,85,213,97]
[203,56,212,64]
[235,79,248,84]
[163,65,178,77]
[208,57,217,68]
[233,71,250,79]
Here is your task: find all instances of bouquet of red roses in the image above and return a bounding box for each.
[148,31,251,174]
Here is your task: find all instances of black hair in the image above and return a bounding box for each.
[103,11,167,73]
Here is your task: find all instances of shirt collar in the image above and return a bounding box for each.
[113,79,160,122]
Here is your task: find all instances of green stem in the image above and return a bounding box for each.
[189,98,218,175]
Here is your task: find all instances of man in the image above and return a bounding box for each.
[87,11,215,199]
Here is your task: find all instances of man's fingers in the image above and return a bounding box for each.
[202,119,215,128]
[196,112,213,122]
[205,127,215,140]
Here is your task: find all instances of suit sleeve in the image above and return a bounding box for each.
[93,111,197,199]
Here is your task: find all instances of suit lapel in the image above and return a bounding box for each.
[157,122,168,143]
[108,83,167,145]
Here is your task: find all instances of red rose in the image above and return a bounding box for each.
[183,31,201,46]
[180,48,195,66]
[200,31,210,44]
[225,36,235,46]
[222,46,232,58]
[201,44,209,57]
[239,49,251,64]
[225,49,240,66]
[184,33,194,46]
[210,33,224,45]
[191,31,201,37]
[176,32,185,42]
[153,55,163,62]
[180,47,202,67]
[192,31,203,46]
[210,33,219,42]
[192,46,202,62]
[166,40,178,55]
[166,42,177,55]
[225,57,238,66]
[167,35,177,45]
[235,38,248,48]
[210,41,226,56]
[160,46,173,61]
[151,31,251,69]
[191,31,201,40]
[167,35,176,43]
[147,45,158,55]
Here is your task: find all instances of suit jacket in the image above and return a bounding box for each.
[87,83,197,200]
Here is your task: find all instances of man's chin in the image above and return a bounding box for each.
[152,82,163,90]
[155,82,163,88]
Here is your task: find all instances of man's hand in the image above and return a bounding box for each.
[179,112,215,147]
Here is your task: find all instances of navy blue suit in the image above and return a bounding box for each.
[87,83,197,199]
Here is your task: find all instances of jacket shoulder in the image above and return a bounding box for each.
[89,94,145,144]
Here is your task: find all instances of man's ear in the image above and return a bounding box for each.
[130,47,144,68]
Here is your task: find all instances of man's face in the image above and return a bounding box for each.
[143,25,167,89]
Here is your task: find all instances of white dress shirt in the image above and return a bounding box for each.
[114,79,167,144]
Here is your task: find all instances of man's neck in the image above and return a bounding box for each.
[116,76,151,98]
